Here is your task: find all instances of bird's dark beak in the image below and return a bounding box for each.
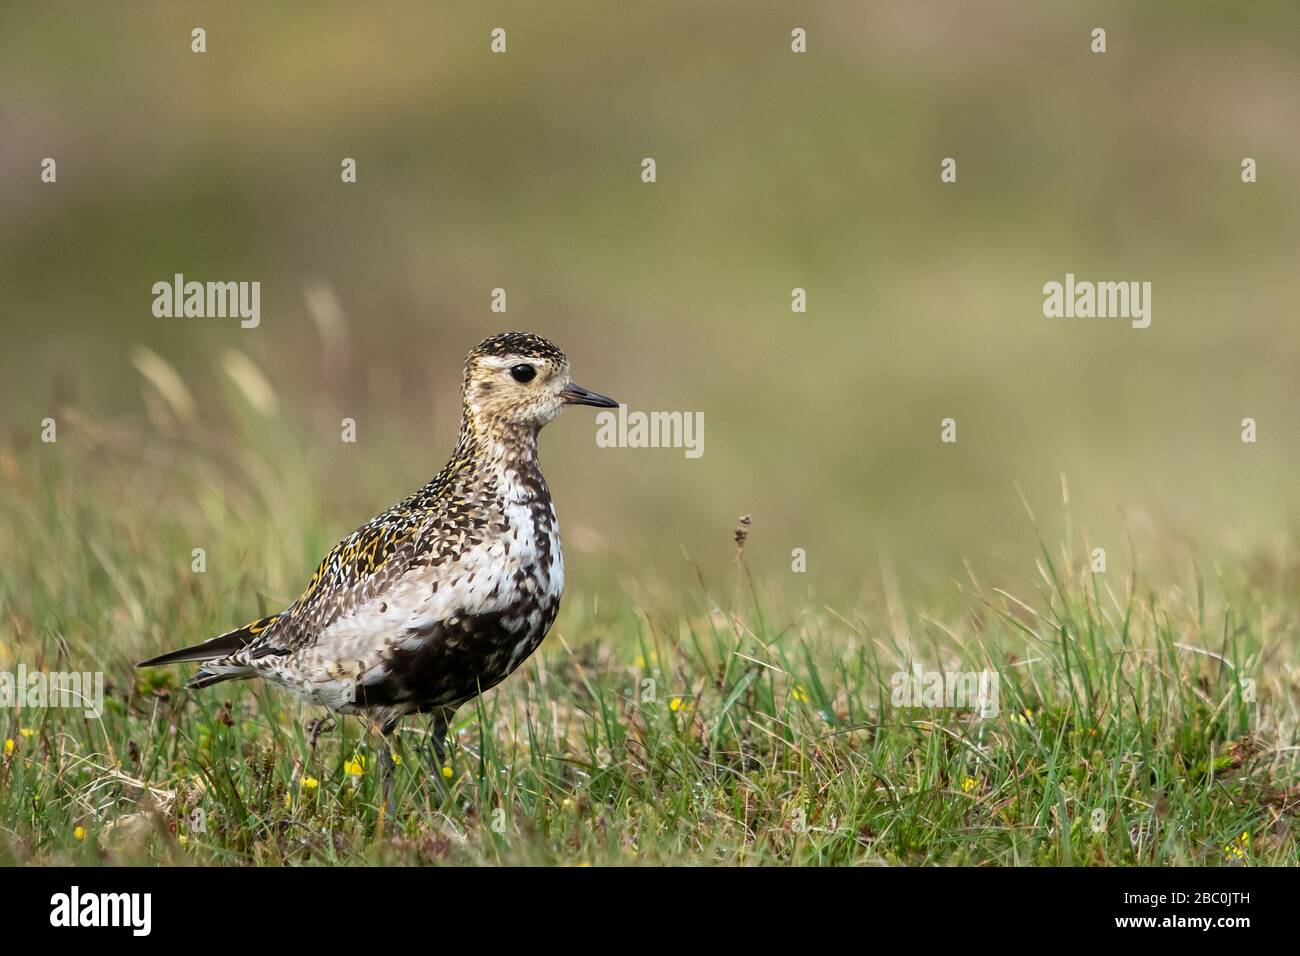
[560,382,619,408]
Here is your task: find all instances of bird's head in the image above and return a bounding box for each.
[462,332,618,433]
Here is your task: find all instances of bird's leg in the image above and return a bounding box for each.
[426,709,453,794]
[428,710,449,769]
[377,718,399,819]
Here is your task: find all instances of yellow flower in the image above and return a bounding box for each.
[301,775,319,791]
[440,765,453,779]
[961,776,978,794]
[669,697,690,712]
[19,727,34,739]
[177,835,189,846]
[3,739,12,755]
[73,826,86,842]
[391,754,402,766]
[790,685,810,704]
[343,756,365,776]
[1010,708,1035,726]
[1222,831,1250,862]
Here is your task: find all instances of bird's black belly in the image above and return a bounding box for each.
[354,600,560,716]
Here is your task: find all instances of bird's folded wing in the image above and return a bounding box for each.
[265,510,433,652]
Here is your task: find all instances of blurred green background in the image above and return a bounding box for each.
[2,1,1298,601]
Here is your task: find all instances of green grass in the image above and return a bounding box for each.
[0,412,1296,867]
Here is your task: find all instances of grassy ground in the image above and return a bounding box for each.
[1,413,1296,866]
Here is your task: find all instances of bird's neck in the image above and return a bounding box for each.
[445,406,544,491]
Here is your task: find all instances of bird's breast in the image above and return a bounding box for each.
[288,471,567,715]
[398,477,562,636]
[346,501,564,713]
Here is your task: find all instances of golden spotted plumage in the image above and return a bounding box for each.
[138,332,618,805]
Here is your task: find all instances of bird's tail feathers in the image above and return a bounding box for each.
[136,614,279,669]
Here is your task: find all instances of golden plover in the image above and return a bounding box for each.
[139,331,618,804]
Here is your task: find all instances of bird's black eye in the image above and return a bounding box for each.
[509,364,536,383]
